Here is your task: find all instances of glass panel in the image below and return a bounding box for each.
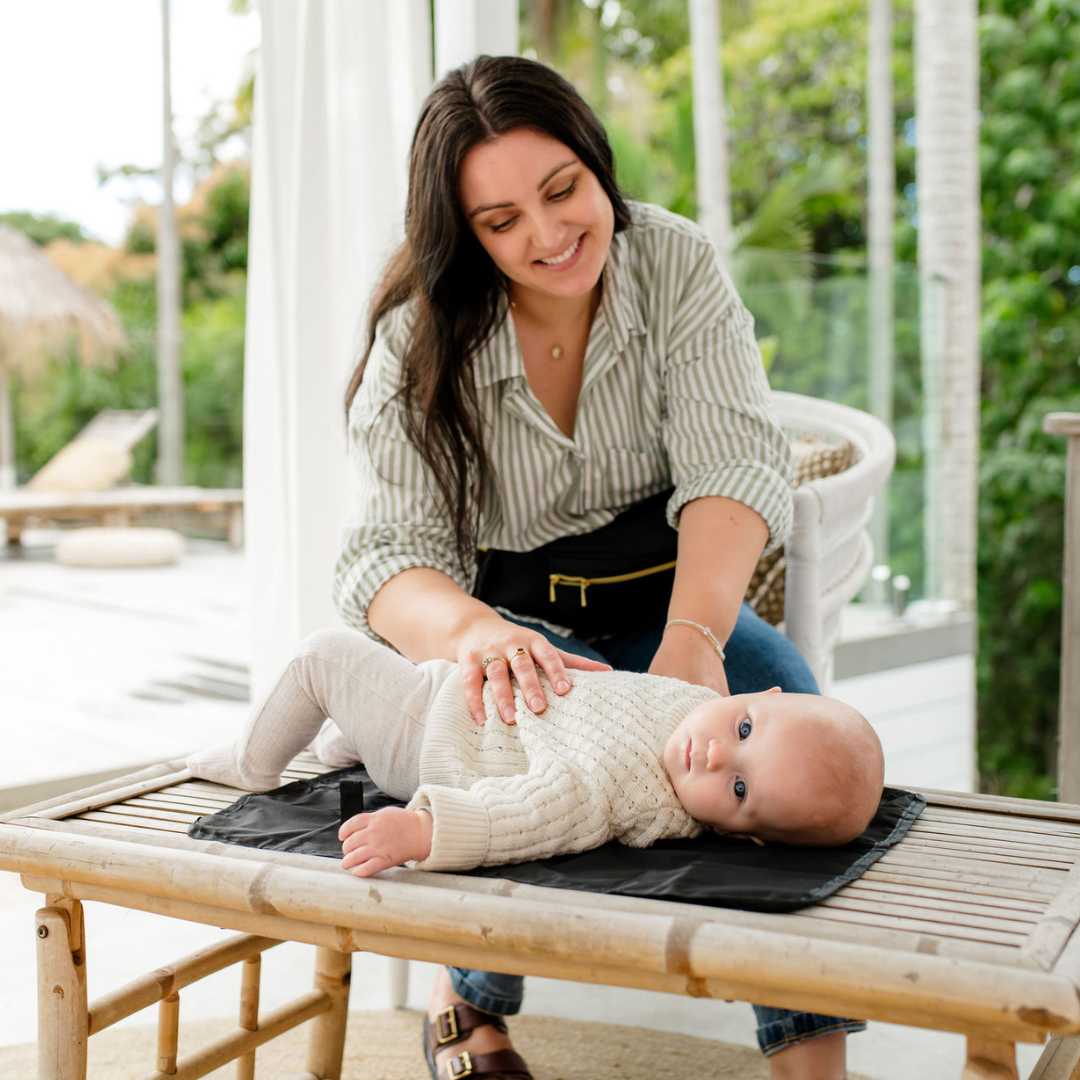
[733,249,935,605]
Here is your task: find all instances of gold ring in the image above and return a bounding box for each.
[511,647,528,659]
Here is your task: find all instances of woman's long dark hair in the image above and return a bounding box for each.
[345,54,633,572]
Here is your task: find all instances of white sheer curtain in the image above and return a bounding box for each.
[434,0,518,74]
[245,0,431,701]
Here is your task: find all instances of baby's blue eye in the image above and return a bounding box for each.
[738,718,752,740]
[734,778,747,800]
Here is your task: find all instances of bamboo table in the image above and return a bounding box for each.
[3,756,1080,1079]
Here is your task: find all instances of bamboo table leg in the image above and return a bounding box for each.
[36,899,87,1080]
[305,948,351,1079]
[236,954,260,1080]
[1031,1035,1080,1079]
[227,506,244,549]
[157,992,179,1074]
[963,1038,1019,1079]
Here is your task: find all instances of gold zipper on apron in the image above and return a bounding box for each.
[548,561,677,607]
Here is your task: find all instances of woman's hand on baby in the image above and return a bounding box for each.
[339,807,432,877]
[457,614,611,726]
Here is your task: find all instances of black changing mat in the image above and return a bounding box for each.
[189,767,925,913]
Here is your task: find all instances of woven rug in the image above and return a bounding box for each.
[0,1007,871,1078]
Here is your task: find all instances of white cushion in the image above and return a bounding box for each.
[56,527,184,568]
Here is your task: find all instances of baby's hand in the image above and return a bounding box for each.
[338,807,433,878]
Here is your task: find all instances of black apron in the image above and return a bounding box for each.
[472,488,678,638]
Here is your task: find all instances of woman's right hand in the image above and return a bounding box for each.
[456,615,611,726]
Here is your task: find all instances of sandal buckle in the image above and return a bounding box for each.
[435,1005,459,1046]
[448,1051,473,1078]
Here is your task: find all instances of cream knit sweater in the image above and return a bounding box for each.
[405,669,718,871]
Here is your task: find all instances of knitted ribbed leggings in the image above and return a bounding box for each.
[186,628,451,800]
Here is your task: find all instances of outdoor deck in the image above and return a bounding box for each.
[0,530,250,810]
[0,531,1044,1076]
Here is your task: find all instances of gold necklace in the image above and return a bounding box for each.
[511,299,564,359]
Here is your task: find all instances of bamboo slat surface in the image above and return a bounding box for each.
[6,759,1080,1044]
[13,760,1080,964]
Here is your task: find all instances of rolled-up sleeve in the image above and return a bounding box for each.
[333,314,476,642]
[661,244,793,554]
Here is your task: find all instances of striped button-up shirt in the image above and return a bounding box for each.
[334,201,793,641]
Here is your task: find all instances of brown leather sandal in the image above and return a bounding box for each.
[422,1003,534,1080]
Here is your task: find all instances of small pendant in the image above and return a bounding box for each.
[550,344,563,360]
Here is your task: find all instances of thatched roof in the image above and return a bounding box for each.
[0,225,126,378]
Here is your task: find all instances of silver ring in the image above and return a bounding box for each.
[480,655,502,677]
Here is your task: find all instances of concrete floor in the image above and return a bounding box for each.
[0,533,1046,1077]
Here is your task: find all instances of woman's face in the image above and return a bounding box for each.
[458,127,615,306]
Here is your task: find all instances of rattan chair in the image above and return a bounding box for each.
[771,391,896,690]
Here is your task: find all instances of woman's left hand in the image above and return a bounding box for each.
[648,623,730,696]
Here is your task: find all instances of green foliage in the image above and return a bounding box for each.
[975,0,1080,797]
[124,217,155,255]
[180,293,245,488]
[10,214,246,490]
[120,166,251,302]
[202,168,250,274]
[12,279,159,484]
[0,211,90,246]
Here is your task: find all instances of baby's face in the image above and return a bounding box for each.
[661,689,883,845]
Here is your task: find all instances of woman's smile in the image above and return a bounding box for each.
[534,232,586,270]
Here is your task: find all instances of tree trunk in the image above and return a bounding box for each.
[689,0,733,256]
[589,3,607,116]
[532,0,558,59]
[0,368,14,489]
[157,0,184,486]
[868,0,895,570]
[914,0,981,610]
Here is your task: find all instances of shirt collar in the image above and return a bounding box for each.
[473,225,646,389]
[597,224,646,355]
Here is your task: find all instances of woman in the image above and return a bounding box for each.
[334,55,863,1080]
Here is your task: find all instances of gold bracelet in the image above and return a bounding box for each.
[664,618,726,662]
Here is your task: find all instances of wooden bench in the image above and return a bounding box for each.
[0,487,244,549]
[3,754,1080,1079]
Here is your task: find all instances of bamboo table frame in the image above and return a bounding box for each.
[4,756,1080,1079]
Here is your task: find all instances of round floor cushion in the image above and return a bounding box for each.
[56,527,185,568]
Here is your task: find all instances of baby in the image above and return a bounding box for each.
[187,627,884,877]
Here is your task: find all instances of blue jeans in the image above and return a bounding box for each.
[448,602,867,1056]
